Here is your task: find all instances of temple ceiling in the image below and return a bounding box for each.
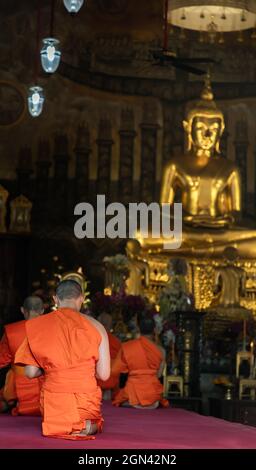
[1,0,256,89]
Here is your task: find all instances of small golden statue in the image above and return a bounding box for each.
[206,247,252,332]
[210,247,246,308]
[0,185,9,233]
[139,73,256,258]
[10,194,32,233]
[125,239,149,296]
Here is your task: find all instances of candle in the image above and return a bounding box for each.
[250,341,254,378]
[170,340,175,374]
[243,320,247,351]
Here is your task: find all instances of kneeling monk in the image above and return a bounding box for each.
[0,296,44,415]
[112,313,169,409]
[97,312,121,397]
[15,280,110,439]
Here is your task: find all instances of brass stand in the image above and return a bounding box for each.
[239,380,256,400]
[163,373,184,398]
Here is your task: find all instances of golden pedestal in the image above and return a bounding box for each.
[142,251,256,321]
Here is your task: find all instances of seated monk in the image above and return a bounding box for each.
[112,313,169,409]
[15,280,110,440]
[97,312,121,398]
[0,296,44,415]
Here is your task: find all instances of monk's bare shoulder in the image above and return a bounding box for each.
[83,314,108,339]
[157,344,166,359]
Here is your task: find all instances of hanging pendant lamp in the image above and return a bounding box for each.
[28,2,45,117]
[63,0,84,14]
[41,1,61,73]
[28,86,44,117]
[41,37,61,73]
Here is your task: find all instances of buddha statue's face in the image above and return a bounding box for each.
[191,116,222,153]
[191,116,221,151]
[126,239,141,257]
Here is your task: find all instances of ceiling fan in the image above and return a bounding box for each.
[150,0,217,76]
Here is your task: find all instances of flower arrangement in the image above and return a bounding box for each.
[156,259,195,372]
[103,254,128,269]
[90,290,158,339]
[159,258,194,320]
[90,290,156,318]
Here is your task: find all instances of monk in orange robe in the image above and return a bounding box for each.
[0,296,44,415]
[112,314,169,409]
[97,312,121,396]
[15,280,110,440]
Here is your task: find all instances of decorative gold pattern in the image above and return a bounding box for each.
[143,254,256,315]
[10,195,32,233]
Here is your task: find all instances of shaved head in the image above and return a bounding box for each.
[22,296,44,320]
[56,280,82,301]
[138,313,155,335]
[98,312,112,331]
[23,296,44,312]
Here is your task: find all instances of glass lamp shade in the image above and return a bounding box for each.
[63,0,84,13]
[40,38,61,73]
[28,86,44,117]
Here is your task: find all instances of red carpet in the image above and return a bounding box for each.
[0,402,256,449]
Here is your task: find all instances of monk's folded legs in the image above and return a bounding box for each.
[120,400,160,409]
[134,401,159,409]
[71,419,98,436]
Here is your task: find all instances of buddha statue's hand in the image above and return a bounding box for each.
[184,213,234,229]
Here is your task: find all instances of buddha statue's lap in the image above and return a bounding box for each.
[138,74,256,260]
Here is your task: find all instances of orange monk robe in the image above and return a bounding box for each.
[112,336,169,408]
[0,320,42,415]
[15,308,103,440]
[0,333,15,412]
[98,331,121,390]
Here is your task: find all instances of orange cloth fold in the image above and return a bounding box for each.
[2,369,16,402]
[15,308,103,439]
[0,321,41,415]
[112,336,169,408]
[0,333,12,368]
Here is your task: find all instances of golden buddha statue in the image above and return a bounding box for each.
[139,74,256,259]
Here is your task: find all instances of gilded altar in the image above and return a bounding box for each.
[142,253,256,316]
